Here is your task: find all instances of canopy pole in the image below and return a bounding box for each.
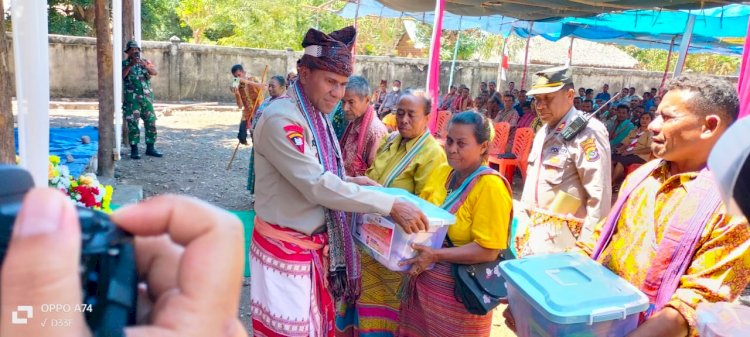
[134,0,141,44]
[739,18,750,120]
[659,36,677,96]
[520,22,534,90]
[426,0,445,134]
[447,16,463,90]
[673,14,695,78]
[11,0,50,186]
[352,0,361,65]
[113,0,123,160]
[566,37,574,67]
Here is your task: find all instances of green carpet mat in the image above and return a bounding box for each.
[229,210,255,277]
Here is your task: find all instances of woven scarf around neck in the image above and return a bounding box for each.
[292,81,361,303]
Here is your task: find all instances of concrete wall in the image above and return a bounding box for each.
[3,34,738,103]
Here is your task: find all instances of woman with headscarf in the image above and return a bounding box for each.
[398,111,513,337]
[336,89,447,337]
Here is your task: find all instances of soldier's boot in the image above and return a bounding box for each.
[145,144,163,157]
[130,145,141,159]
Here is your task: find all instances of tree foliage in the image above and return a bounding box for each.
[48,0,95,36]
[33,1,747,76]
[621,45,740,76]
[142,0,192,41]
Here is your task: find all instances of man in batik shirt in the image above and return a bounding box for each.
[573,76,750,337]
[230,64,263,145]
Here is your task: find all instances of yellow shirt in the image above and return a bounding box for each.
[382,113,397,130]
[577,161,750,336]
[420,164,513,249]
[366,132,446,195]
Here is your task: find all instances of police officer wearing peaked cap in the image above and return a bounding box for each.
[515,66,612,258]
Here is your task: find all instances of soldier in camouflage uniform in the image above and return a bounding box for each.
[123,40,162,159]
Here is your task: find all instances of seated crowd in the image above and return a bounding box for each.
[237,26,748,337]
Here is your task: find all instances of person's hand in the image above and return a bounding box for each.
[113,195,246,337]
[1,189,89,337]
[1,189,247,337]
[347,176,381,187]
[399,244,437,276]
[389,199,428,234]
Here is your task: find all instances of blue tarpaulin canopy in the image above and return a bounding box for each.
[340,1,747,55]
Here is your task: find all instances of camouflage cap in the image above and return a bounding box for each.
[526,65,573,96]
[124,40,140,52]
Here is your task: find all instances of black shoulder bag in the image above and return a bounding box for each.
[448,236,514,315]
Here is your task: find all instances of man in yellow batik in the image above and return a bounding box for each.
[576,76,750,337]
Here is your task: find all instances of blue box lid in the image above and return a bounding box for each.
[499,253,649,325]
[362,187,456,227]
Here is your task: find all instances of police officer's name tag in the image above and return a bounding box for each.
[548,146,569,155]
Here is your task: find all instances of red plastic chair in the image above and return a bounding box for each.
[625,163,643,175]
[489,122,510,157]
[433,110,452,140]
[489,127,535,181]
[625,154,655,176]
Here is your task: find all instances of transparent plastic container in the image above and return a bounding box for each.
[353,187,455,272]
[697,302,750,337]
[500,253,649,337]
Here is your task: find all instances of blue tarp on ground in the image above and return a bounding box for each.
[340,1,747,55]
[14,126,99,178]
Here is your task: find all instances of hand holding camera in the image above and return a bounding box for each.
[0,166,247,337]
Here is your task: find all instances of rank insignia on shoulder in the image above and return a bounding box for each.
[580,138,600,162]
[283,124,305,153]
[555,122,567,134]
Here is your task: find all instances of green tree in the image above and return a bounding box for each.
[142,0,192,41]
[176,0,237,44]
[48,0,95,36]
[215,0,349,50]
[620,45,740,76]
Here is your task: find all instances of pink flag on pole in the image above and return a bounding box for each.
[426,0,446,134]
[738,23,750,120]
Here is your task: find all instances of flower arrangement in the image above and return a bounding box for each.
[47,155,114,213]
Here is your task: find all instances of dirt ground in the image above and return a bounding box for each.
[48,107,517,336]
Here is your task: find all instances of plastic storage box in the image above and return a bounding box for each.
[499,253,649,337]
[697,302,750,337]
[353,187,456,272]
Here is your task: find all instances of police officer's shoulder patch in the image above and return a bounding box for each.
[580,137,600,162]
[283,124,305,153]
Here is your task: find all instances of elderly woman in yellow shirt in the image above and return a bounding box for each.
[336,89,447,337]
[398,111,513,337]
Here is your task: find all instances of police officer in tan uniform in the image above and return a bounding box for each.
[250,26,428,336]
[515,66,612,257]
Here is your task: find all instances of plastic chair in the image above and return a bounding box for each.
[489,127,535,181]
[489,122,510,157]
[434,110,452,139]
[625,163,643,175]
[625,154,655,176]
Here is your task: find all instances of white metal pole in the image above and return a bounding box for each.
[673,14,695,78]
[11,0,50,187]
[113,0,123,160]
[134,0,141,44]
[447,16,463,90]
